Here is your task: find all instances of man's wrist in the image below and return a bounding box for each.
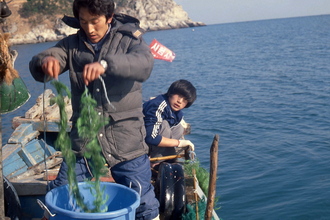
[100,60,108,70]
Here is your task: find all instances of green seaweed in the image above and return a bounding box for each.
[77,88,109,212]
[51,81,109,213]
[51,80,86,211]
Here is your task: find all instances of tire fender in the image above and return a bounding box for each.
[157,162,186,219]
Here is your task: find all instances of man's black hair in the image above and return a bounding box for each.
[73,0,115,20]
[166,79,197,108]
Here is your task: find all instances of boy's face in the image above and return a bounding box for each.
[79,7,112,43]
[169,94,188,112]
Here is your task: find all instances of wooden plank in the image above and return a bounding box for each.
[25,89,54,119]
[2,143,22,160]
[11,174,48,196]
[18,147,37,167]
[24,139,56,164]
[10,157,62,181]
[11,116,72,132]
[5,162,30,180]
[38,139,56,156]
[7,123,39,145]
[44,96,72,120]
[192,168,200,220]
[32,120,72,132]
[3,138,58,179]
[2,151,25,177]
[24,89,72,122]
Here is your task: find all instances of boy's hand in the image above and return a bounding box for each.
[178,140,195,151]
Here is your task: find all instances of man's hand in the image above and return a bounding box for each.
[83,62,106,86]
[178,140,195,151]
[41,56,60,80]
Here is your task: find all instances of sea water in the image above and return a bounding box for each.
[2,14,330,219]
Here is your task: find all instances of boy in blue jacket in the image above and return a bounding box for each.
[143,79,197,162]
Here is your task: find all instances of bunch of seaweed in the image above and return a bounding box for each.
[52,80,108,212]
[76,87,109,212]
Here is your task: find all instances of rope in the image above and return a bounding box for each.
[98,75,115,110]
[42,78,50,191]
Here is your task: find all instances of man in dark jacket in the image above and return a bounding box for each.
[29,0,159,219]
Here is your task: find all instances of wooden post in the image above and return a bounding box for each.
[192,168,199,220]
[0,115,5,220]
[205,134,219,220]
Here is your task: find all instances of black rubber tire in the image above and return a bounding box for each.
[3,176,21,220]
[171,163,186,219]
[157,162,186,220]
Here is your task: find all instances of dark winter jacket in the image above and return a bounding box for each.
[29,14,153,166]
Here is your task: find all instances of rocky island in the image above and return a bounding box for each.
[2,0,205,45]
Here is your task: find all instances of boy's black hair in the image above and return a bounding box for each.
[166,79,197,108]
[73,0,115,21]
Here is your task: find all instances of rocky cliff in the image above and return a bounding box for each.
[3,0,205,45]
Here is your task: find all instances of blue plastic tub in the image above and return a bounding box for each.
[45,182,140,220]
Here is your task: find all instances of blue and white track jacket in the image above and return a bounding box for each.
[143,94,183,146]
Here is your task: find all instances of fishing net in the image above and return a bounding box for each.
[184,160,210,196]
[182,197,208,220]
[183,159,220,219]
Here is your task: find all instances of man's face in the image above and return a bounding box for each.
[79,7,112,43]
[168,94,188,112]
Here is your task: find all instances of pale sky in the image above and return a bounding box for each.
[175,0,330,24]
